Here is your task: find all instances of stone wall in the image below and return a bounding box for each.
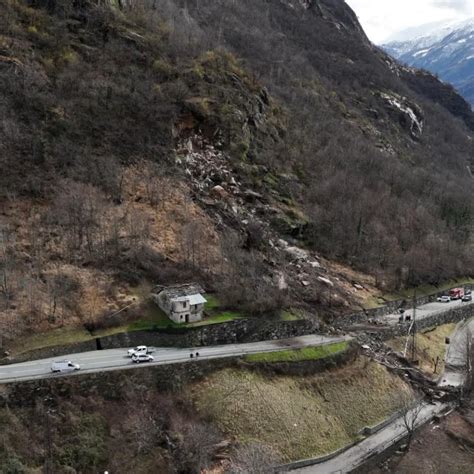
[340,284,474,326]
[364,303,474,342]
[0,339,97,365]
[0,357,236,408]
[0,343,351,407]
[1,318,318,365]
[246,342,359,376]
[99,318,317,349]
[395,303,474,336]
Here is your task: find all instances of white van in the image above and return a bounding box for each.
[51,360,81,373]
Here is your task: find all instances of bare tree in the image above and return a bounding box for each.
[125,208,151,251]
[0,225,17,307]
[182,220,208,268]
[125,399,164,455]
[45,271,82,324]
[133,161,163,208]
[172,419,221,473]
[228,442,280,474]
[48,182,107,261]
[399,392,424,450]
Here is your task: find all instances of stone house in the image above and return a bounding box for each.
[152,284,207,324]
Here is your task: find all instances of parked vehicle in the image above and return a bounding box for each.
[131,353,154,364]
[437,295,451,303]
[127,346,153,357]
[462,293,472,302]
[51,360,80,373]
[449,288,464,300]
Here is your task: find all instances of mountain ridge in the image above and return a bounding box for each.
[383,18,474,105]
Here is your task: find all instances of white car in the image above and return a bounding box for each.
[51,360,80,373]
[437,295,451,303]
[127,345,150,357]
[131,353,154,364]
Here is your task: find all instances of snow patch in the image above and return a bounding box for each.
[413,48,431,57]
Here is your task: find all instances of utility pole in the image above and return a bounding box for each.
[411,289,417,363]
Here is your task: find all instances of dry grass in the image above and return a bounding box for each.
[192,357,412,461]
[11,327,94,355]
[122,165,222,266]
[387,323,456,376]
[323,259,380,309]
[0,167,223,345]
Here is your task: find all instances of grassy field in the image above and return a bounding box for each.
[10,294,245,354]
[10,292,305,355]
[386,323,456,376]
[99,300,244,334]
[12,327,94,355]
[193,357,412,461]
[245,341,349,363]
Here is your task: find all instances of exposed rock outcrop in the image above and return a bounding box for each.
[379,91,424,139]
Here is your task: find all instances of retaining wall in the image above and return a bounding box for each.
[248,342,359,377]
[0,345,355,406]
[357,303,474,343]
[0,357,236,408]
[341,283,474,325]
[1,318,318,365]
[100,318,317,349]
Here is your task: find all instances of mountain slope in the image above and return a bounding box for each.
[1,0,474,341]
[383,19,474,105]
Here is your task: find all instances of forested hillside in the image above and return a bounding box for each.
[1,0,474,339]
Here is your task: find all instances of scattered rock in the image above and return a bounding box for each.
[242,189,264,202]
[318,276,334,287]
[274,272,288,290]
[286,246,309,261]
[210,185,227,199]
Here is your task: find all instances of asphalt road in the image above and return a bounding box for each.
[293,402,447,474]
[0,334,350,384]
[382,296,474,326]
[439,317,474,388]
[291,316,471,473]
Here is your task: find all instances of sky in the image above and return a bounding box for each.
[346,0,474,43]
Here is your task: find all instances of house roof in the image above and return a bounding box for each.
[155,283,205,300]
[174,294,207,305]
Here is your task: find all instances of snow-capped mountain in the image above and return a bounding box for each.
[383,19,474,105]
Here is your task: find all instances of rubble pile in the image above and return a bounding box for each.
[177,135,239,195]
[175,134,365,313]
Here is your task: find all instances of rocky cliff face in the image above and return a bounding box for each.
[1,0,474,341]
